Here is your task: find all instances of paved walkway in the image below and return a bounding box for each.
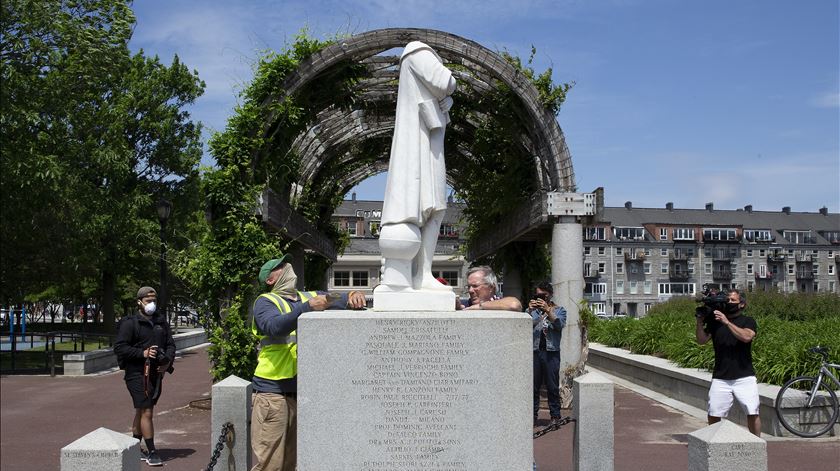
[1,346,837,470]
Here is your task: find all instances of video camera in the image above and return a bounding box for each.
[695,286,727,321]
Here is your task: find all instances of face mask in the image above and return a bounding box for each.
[143,302,157,315]
[724,302,740,315]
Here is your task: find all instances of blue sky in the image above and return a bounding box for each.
[129,0,839,213]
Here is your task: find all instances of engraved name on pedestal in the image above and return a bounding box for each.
[355,318,474,470]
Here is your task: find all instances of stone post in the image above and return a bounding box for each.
[573,372,613,471]
[60,427,140,471]
[687,420,767,471]
[553,216,584,406]
[211,375,252,471]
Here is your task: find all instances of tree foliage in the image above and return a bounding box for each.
[1,0,204,329]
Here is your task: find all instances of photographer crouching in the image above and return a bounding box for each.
[695,288,761,436]
[114,287,176,466]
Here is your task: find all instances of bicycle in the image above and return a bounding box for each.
[775,346,839,438]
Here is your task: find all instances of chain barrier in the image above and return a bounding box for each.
[204,422,234,471]
[533,416,575,439]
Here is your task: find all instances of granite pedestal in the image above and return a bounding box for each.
[298,311,532,470]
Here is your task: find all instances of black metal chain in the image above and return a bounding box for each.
[204,422,233,471]
[533,416,575,439]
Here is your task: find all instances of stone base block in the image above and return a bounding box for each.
[298,311,532,470]
[373,286,456,311]
[61,427,140,471]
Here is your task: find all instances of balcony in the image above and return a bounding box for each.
[795,271,814,280]
[712,252,733,261]
[713,269,733,280]
[795,253,813,263]
[669,251,690,261]
[670,271,690,281]
[584,270,601,279]
[767,253,787,263]
[583,292,606,302]
[754,272,773,280]
[624,251,645,262]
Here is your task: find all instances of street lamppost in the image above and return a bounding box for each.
[156,199,172,325]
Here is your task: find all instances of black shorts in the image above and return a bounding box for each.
[125,372,163,409]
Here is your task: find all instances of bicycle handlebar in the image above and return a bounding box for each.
[808,346,830,360]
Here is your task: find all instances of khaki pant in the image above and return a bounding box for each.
[251,392,297,471]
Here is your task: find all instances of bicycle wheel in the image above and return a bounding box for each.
[775,375,839,438]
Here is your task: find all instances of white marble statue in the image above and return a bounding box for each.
[374,41,457,311]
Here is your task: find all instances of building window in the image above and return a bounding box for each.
[814,282,820,292]
[439,224,458,238]
[616,280,624,294]
[673,228,694,240]
[830,281,836,293]
[703,228,737,241]
[747,281,754,292]
[661,248,668,256]
[744,229,773,242]
[333,271,350,287]
[590,302,606,314]
[433,270,459,287]
[812,264,819,275]
[584,227,607,240]
[661,263,669,274]
[352,271,369,287]
[598,247,606,255]
[788,264,794,275]
[643,281,652,294]
[746,249,753,257]
[346,220,358,237]
[788,281,795,292]
[616,247,623,256]
[644,248,652,256]
[658,283,696,295]
[829,265,835,276]
[660,228,668,240]
[613,227,645,240]
[688,262,695,274]
[584,247,591,256]
[783,230,814,244]
[828,250,835,258]
[629,281,638,294]
[616,263,624,274]
[704,248,712,257]
[369,221,381,237]
[598,262,606,273]
[644,262,651,274]
[644,303,653,314]
[759,249,766,257]
[585,283,607,296]
[747,264,754,275]
[705,263,712,275]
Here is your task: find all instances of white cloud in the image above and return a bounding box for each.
[810,92,840,108]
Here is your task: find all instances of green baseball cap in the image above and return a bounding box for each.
[258,253,292,285]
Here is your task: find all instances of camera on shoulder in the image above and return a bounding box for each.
[695,286,726,321]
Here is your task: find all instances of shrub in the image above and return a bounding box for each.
[589,291,840,385]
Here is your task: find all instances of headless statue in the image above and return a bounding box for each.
[375,41,456,302]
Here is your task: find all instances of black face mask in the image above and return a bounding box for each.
[724,302,741,315]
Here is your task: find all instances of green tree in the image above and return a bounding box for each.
[0,0,204,330]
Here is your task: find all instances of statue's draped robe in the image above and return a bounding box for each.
[381,42,456,227]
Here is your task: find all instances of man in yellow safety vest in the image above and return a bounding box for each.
[250,253,366,471]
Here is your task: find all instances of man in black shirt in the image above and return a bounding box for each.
[695,289,760,436]
[114,286,176,466]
